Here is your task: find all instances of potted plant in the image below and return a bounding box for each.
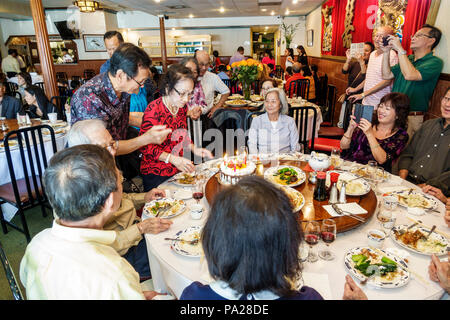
[281,19,300,49]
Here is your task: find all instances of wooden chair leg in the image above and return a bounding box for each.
[17,209,31,243]
[0,206,8,235]
[40,204,48,218]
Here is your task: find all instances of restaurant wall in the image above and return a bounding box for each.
[279,16,307,52]
[305,5,322,58]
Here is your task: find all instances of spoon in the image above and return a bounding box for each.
[164,237,199,245]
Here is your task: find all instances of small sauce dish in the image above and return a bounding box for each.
[190,204,203,220]
[367,229,386,248]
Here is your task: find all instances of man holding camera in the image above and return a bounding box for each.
[381,24,443,137]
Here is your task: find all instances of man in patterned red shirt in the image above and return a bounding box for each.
[71,43,171,158]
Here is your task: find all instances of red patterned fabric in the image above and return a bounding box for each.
[321,0,431,57]
[139,97,191,177]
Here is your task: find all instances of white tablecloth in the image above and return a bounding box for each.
[145,156,447,300]
[7,74,44,85]
[289,100,323,141]
[0,128,67,221]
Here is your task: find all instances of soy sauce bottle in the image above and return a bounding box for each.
[313,171,328,201]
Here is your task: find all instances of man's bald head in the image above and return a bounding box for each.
[292,62,302,74]
[196,50,211,76]
[67,119,117,156]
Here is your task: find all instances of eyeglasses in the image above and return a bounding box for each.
[411,33,433,39]
[173,87,194,98]
[130,76,147,87]
[442,96,450,103]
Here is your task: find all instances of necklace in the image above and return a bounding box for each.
[162,96,179,116]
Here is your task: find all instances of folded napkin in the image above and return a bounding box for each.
[323,202,368,217]
[299,272,333,300]
[377,185,411,195]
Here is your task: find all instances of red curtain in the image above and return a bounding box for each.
[321,0,432,56]
[402,0,432,55]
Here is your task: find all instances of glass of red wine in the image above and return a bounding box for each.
[192,180,205,204]
[318,219,336,261]
[304,221,321,263]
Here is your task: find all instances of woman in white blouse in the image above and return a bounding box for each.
[248,88,300,154]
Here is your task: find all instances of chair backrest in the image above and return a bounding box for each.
[7,90,23,103]
[287,79,310,99]
[34,82,45,91]
[325,84,337,125]
[71,75,82,84]
[0,240,24,300]
[275,65,283,79]
[4,125,57,209]
[251,80,260,95]
[316,74,328,106]
[245,110,265,132]
[5,82,18,95]
[222,79,239,94]
[50,96,68,121]
[288,106,317,152]
[83,69,96,81]
[57,86,70,97]
[56,72,68,81]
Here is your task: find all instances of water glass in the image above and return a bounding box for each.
[331,148,341,168]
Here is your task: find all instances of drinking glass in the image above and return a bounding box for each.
[377,196,398,231]
[331,148,341,168]
[304,221,321,263]
[319,219,336,261]
[192,180,204,204]
[372,167,385,196]
[367,160,378,180]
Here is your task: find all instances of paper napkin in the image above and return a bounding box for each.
[323,203,368,217]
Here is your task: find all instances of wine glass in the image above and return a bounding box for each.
[318,219,336,261]
[304,221,321,263]
[192,179,204,204]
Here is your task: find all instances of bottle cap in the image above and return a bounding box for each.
[330,172,340,183]
[317,171,326,179]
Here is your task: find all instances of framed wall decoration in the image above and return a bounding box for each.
[307,29,314,47]
[83,34,106,52]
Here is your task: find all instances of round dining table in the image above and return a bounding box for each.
[144,154,448,300]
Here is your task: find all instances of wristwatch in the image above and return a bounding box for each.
[361,92,365,98]
[398,49,407,55]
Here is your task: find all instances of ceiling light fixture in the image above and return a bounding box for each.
[285,9,290,15]
[73,1,99,13]
[189,14,194,18]
[220,7,225,13]
[270,10,275,16]
[293,0,298,4]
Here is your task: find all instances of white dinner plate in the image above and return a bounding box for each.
[170,172,208,187]
[344,247,410,289]
[142,198,186,219]
[388,190,438,211]
[170,226,203,257]
[280,186,305,212]
[326,170,371,196]
[264,165,306,187]
[391,225,448,256]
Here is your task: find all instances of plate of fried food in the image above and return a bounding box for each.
[344,247,410,288]
[351,166,389,181]
[225,99,249,107]
[228,94,244,100]
[280,186,305,212]
[142,198,186,219]
[0,140,19,152]
[250,94,264,102]
[389,190,438,210]
[391,225,448,256]
[170,172,206,187]
[43,128,65,137]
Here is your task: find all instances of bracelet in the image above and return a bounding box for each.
[165,153,171,164]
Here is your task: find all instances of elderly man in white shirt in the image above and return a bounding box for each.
[20,145,164,300]
[196,50,230,118]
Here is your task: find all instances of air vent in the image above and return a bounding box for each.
[166,5,191,10]
[258,0,282,6]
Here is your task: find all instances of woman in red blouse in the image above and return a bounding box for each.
[139,64,213,192]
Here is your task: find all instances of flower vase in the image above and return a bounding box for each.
[242,82,251,101]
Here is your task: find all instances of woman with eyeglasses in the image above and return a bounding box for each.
[139,64,213,192]
[340,92,410,172]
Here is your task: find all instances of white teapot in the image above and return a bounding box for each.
[308,151,331,172]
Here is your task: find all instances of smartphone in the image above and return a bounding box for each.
[354,104,374,124]
[382,36,390,47]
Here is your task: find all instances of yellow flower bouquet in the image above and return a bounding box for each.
[230,59,263,100]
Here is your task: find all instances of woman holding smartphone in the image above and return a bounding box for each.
[340,92,409,172]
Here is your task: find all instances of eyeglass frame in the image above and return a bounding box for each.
[173,86,194,99]
[129,76,148,87]
[411,32,433,39]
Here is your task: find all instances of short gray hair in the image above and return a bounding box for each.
[66,119,106,147]
[265,88,289,115]
[43,145,118,221]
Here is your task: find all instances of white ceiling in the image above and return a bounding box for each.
[8,0,323,19]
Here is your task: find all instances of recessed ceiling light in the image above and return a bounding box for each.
[219,7,225,13]
[189,14,194,18]
[285,9,290,15]
[261,8,267,12]
[293,0,298,4]
[154,0,161,3]
[270,10,275,16]
[172,27,176,30]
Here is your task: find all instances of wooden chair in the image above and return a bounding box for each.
[289,106,317,153]
[315,74,328,107]
[34,82,45,91]
[5,82,18,96]
[56,72,68,81]
[321,84,337,126]
[0,240,24,300]
[287,78,310,100]
[83,69,96,81]
[0,125,57,242]
[222,79,240,95]
[50,96,69,121]
[251,80,260,95]
[275,65,283,79]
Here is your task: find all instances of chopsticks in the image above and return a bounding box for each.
[406,217,450,239]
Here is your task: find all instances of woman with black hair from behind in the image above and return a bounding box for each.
[24,85,57,120]
[180,176,368,300]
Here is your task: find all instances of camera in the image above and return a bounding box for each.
[382,36,390,47]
